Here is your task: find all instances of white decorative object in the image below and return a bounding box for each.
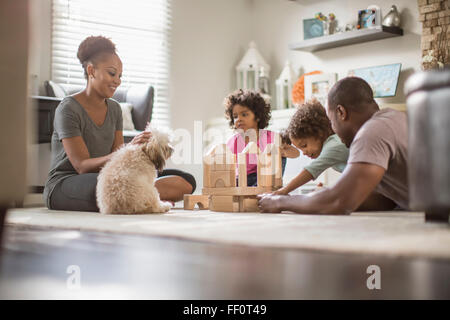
[236,41,270,91]
[275,61,297,109]
[119,102,136,131]
[304,73,337,108]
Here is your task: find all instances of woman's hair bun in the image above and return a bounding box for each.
[77,35,117,64]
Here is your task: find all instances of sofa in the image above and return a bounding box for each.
[45,81,154,143]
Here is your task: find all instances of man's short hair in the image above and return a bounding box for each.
[328,77,376,112]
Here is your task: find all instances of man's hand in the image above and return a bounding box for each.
[257,194,286,213]
[256,163,386,215]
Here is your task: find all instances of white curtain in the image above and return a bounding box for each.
[51,0,172,127]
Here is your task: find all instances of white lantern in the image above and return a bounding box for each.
[276,60,297,109]
[236,41,270,91]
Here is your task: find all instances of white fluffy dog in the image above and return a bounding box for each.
[96,127,174,214]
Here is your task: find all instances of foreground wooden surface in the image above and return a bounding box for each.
[1,225,449,299]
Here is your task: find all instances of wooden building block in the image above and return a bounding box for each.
[203,186,274,196]
[209,195,239,212]
[258,153,273,175]
[212,144,235,170]
[183,194,210,210]
[258,174,273,187]
[210,170,236,188]
[237,153,247,187]
[213,155,235,171]
[274,178,283,189]
[241,196,259,212]
[216,143,228,153]
[276,149,282,179]
[203,164,212,188]
[204,145,216,161]
[203,153,213,188]
[272,136,283,181]
[256,156,273,187]
[242,141,259,155]
[209,195,261,213]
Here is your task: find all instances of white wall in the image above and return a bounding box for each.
[170,0,254,126]
[29,0,52,96]
[168,0,254,186]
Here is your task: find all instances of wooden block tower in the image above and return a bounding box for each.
[184,133,283,212]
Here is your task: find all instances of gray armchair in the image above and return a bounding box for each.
[44,81,154,142]
[405,69,450,223]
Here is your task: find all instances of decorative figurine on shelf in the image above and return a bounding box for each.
[345,23,356,32]
[315,12,329,35]
[236,41,270,91]
[328,13,337,35]
[382,5,401,28]
[315,12,326,21]
[275,61,297,109]
[314,12,337,35]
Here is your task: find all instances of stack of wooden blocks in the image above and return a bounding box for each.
[184,136,283,213]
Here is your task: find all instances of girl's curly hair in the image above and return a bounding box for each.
[77,35,117,79]
[287,99,333,141]
[224,89,271,129]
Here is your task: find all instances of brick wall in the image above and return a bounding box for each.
[418,0,449,69]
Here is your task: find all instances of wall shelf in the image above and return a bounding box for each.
[289,26,403,52]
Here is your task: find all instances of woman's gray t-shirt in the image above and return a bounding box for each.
[43,96,123,207]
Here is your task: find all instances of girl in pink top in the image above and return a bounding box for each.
[224,89,299,186]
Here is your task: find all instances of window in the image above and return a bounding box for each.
[51,0,172,127]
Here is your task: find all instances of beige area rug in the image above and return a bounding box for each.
[5,207,450,260]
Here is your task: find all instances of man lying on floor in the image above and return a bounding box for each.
[258,77,408,214]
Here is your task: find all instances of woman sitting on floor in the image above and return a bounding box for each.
[43,35,196,212]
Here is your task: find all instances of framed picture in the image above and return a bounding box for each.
[304,73,337,108]
[303,18,324,40]
[348,63,402,98]
[357,6,381,29]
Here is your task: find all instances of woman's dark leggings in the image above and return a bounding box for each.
[49,169,196,212]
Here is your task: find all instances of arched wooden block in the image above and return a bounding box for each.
[183,194,210,210]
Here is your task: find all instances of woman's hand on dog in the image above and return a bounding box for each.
[129,131,152,145]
